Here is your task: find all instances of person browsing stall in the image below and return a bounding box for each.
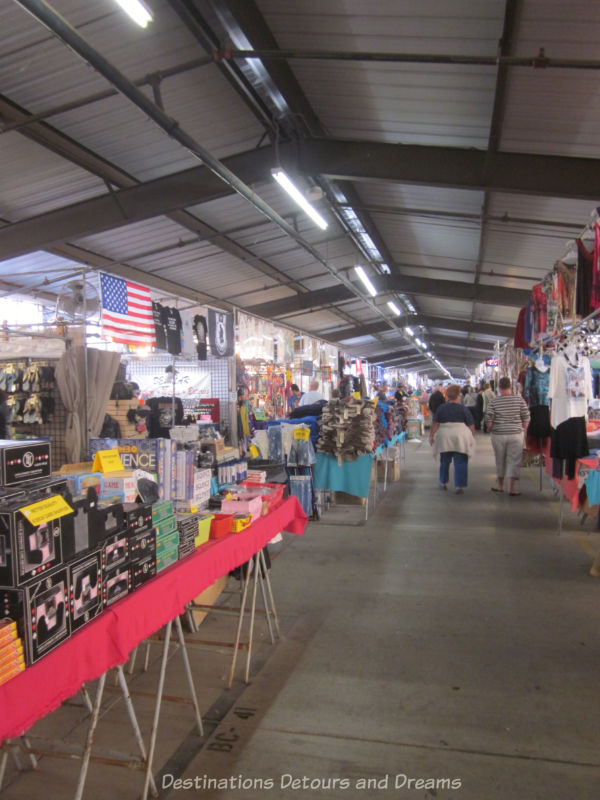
[485,377,530,496]
[429,384,476,494]
[299,380,324,406]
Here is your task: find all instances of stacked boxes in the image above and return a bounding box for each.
[69,550,102,631]
[89,439,177,501]
[0,619,25,686]
[125,503,156,590]
[153,501,179,573]
[176,514,200,560]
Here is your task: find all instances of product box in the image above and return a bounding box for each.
[123,502,153,534]
[156,530,179,553]
[61,488,98,562]
[151,500,174,524]
[65,472,102,499]
[156,544,178,573]
[68,550,102,632]
[0,502,63,587]
[100,472,137,504]
[0,566,70,665]
[0,440,52,487]
[0,639,24,669]
[89,439,177,501]
[220,495,263,522]
[154,516,177,539]
[129,528,156,562]
[0,660,25,687]
[102,563,131,607]
[131,554,156,589]
[88,501,125,548]
[101,530,129,571]
[0,618,17,644]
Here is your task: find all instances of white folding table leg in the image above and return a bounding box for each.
[173,616,203,735]
[257,567,275,645]
[0,748,8,789]
[74,672,106,800]
[80,684,94,713]
[115,666,158,798]
[128,646,138,675]
[142,620,172,800]
[259,549,280,639]
[244,557,260,684]
[227,556,253,689]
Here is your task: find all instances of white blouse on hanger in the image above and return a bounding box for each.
[548,351,593,428]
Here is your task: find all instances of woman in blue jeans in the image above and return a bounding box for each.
[429,384,476,494]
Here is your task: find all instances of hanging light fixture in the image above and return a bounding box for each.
[387,301,401,316]
[354,266,378,297]
[271,169,328,230]
[112,0,153,28]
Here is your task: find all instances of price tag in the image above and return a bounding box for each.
[293,427,310,441]
[20,495,73,527]
[92,449,125,473]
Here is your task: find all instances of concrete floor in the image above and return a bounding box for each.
[2,433,600,799]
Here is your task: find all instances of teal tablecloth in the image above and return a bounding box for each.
[313,452,374,498]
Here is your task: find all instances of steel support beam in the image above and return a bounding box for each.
[320,314,514,342]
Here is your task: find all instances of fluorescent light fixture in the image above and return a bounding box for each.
[113,0,153,27]
[405,326,414,336]
[271,169,328,230]
[354,266,377,297]
[380,263,391,275]
[387,301,401,316]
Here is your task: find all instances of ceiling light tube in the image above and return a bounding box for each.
[113,0,153,28]
[354,266,378,297]
[405,326,414,336]
[271,169,328,230]
[387,301,401,316]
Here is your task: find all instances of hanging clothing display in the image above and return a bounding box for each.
[208,310,234,357]
[153,302,167,351]
[523,361,550,407]
[180,310,196,359]
[548,350,593,428]
[194,314,208,360]
[576,238,594,317]
[162,307,182,356]
[550,417,589,480]
[530,283,547,340]
[147,395,184,437]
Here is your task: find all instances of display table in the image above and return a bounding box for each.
[313,452,374,499]
[0,496,307,745]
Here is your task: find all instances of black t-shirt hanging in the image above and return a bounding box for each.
[146,396,184,438]
[194,314,208,360]
[153,302,167,351]
[162,307,182,356]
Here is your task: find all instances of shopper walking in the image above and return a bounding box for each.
[428,384,445,416]
[429,384,475,494]
[485,377,530,496]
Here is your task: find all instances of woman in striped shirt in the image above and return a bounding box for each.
[484,377,530,496]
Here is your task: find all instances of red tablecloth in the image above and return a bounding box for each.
[0,497,307,744]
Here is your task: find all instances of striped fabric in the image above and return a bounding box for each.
[484,394,530,435]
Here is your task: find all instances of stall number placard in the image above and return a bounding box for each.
[293,427,310,441]
[19,495,73,527]
[92,449,125,473]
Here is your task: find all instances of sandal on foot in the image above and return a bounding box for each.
[491,487,503,492]
[509,492,521,496]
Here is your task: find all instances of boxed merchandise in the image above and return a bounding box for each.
[129,528,156,562]
[65,472,102,498]
[174,450,196,501]
[154,516,177,539]
[152,500,174,524]
[0,501,63,587]
[156,530,179,554]
[156,543,178,573]
[220,494,262,522]
[68,550,102,631]
[88,500,125,547]
[100,471,137,504]
[131,554,156,589]
[101,530,129,571]
[200,439,225,459]
[0,659,25,687]
[0,566,70,665]
[123,502,153,534]
[0,440,52,487]
[61,488,98,562]
[231,514,252,533]
[0,618,17,644]
[102,563,131,607]
[89,439,177,501]
[0,639,24,669]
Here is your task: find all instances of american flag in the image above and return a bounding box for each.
[100,274,156,347]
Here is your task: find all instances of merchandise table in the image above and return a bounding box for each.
[0,496,307,746]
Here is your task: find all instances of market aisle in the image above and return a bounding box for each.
[173,432,600,799]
